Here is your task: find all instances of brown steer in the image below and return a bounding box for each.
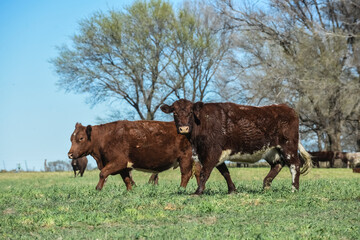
[68,121,200,190]
[71,156,88,177]
[309,151,336,168]
[161,99,312,195]
[310,151,360,168]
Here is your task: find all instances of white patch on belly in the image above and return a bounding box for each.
[217,147,281,166]
[127,161,134,168]
[263,148,282,164]
[217,149,232,166]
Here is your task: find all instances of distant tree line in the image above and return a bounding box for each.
[44,159,96,172]
[52,0,360,152]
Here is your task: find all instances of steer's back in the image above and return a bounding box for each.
[310,151,335,161]
[101,120,191,172]
[195,103,298,153]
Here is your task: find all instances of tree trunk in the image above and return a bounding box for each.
[323,131,329,151]
[316,130,323,151]
[327,126,342,152]
[146,111,154,120]
[357,120,360,152]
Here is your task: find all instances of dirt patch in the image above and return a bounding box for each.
[164,203,176,211]
[3,208,16,215]
[202,216,217,225]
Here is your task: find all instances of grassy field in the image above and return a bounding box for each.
[1,167,359,239]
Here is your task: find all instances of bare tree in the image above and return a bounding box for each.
[216,0,360,151]
[47,160,72,172]
[165,0,231,102]
[52,0,180,120]
[52,0,226,120]
[44,159,50,172]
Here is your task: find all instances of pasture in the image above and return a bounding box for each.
[1,168,359,239]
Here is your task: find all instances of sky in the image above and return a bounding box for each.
[0,0,183,171]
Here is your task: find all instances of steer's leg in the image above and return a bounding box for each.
[194,151,222,195]
[263,163,283,190]
[154,174,159,185]
[263,148,284,190]
[120,169,133,190]
[275,145,302,191]
[194,162,202,186]
[179,154,195,188]
[96,161,125,191]
[194,167,211,195]
[280,147,301,192]
[129,171,136,186]
[216,163,236,194]
[148,173,159,185]
[96,175,106,190]
[289,163,300,192]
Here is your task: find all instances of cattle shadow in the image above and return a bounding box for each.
[178,182,293,196]
[170,183,263,196]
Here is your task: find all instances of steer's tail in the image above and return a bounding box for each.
[299,143,312,175]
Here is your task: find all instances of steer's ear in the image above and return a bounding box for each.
[160,104,174,114]
[86,125,92,141]
[193,102,204,120]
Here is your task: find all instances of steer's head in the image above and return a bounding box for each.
[68,123,92,159]
[161,99,204,135]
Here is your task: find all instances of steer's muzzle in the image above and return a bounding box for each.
[68,152,74,159]
[179,126,190,134]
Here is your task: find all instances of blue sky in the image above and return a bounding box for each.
[0,0,183,171]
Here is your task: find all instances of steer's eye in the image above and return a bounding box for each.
[79,137,84,142]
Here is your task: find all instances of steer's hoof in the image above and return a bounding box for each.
[190,194,200,197]
[291,186,298,193]
[192,190,203,196]
[228,188,237,194]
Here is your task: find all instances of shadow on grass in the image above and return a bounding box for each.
[195,182,295,196]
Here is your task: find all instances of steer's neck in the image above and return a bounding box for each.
[87,126,102,162]
[188,123,201,152]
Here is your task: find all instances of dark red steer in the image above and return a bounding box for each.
[68,121,199,191]
[309,151,335,168]
[310,151,358,168]
[71,156,88,177]
[161,99,312,195]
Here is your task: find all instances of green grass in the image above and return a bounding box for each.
[1,168,359,239]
